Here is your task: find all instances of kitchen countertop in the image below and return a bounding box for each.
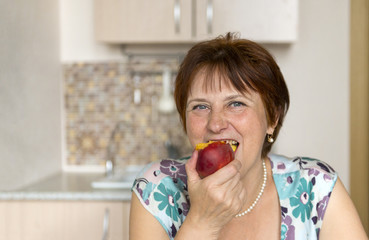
[0,172,133,201]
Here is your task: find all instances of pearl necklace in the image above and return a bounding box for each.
[235,159,267,218]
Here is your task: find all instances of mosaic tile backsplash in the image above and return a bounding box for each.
[63,59,192,169]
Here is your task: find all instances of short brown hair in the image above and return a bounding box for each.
[174,33,290,157]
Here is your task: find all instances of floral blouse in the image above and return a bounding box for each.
[131,154,337,240]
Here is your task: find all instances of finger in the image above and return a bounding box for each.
[185,150,201,182]
[207,159,242,185]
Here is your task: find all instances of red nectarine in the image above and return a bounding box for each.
[195,141,236,178]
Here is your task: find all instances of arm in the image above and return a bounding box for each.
[129,191,225,240]
[129,192,169,240]
[129,150,246,240]
[320,178,368,239]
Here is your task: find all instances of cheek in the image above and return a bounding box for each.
[186,114,206,144]
[237,112,268,144]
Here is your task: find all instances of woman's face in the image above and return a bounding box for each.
[185,71,274,172]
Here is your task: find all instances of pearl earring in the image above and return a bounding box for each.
[267,134,274,143]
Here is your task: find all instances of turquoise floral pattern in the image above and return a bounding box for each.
[290,178,315,222]
[273,171,301,200]
[154,182,181,222]
[132,155,337,240]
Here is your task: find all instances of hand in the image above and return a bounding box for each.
[184,150,247,235]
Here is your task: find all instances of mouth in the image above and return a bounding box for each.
[196,139,239,152]
[224,140,239,152]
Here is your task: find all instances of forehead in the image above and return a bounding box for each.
[189,68,247,96]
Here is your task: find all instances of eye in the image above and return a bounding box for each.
[229,101,246,108]
[192,104,209,110]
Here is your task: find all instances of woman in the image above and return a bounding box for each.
[130,33,367,239]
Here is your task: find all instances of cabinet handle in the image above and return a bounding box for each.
[101,208,110,240]
[174,0,181,34]
[206,0,213,35]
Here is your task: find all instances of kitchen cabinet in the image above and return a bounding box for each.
[0,200,130,240]
[195,0,298,43]
[94,0,298,43]
[95,0,193,43]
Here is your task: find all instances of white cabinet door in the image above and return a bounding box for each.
[0,200,130,240]
[95,0,193,43]
[195,0,298,43]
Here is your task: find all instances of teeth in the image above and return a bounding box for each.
[224,140,239,152]
[225,140,239,145]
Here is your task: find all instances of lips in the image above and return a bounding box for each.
[196,140,239,152]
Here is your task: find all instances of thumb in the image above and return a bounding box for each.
[185,150,201,182]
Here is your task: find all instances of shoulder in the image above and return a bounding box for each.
[270,154,337,187]
[270,154,336,177]
[319,178,368,239]
[133,157,189,187]
[132,157,189,204]
[270,154,338,238]
[270,154,337,199]
[131,157,190,239]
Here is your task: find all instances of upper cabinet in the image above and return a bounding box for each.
[95,0,193,43]
[94,0,298,44]
[195,0,298,43]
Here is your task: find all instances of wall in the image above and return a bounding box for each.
[60,0,123,62]
[0,1,62,190]
[63,60,192,169]
[60,0,351,189]
[268,0,350,189]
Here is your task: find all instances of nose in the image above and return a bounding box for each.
[207,110,228,133]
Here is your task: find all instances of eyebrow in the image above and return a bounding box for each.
[225,94,246,101]
[186,98,207,108]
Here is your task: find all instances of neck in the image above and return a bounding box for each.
[239,157,269,213]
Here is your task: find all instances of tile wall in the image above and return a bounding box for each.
[63,58,192,169]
